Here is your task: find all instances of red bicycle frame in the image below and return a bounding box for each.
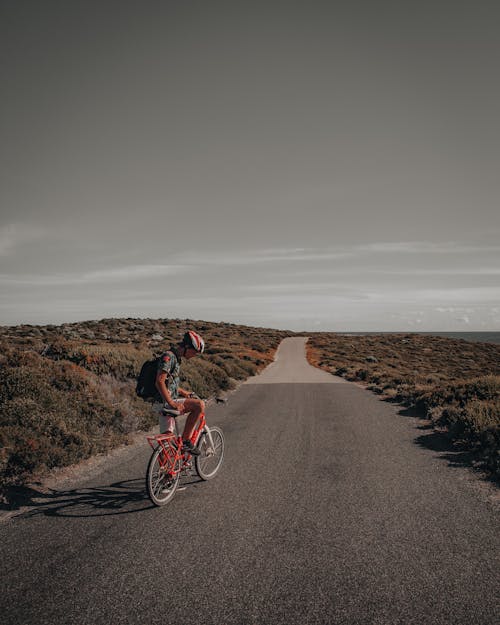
[146,410,207,478]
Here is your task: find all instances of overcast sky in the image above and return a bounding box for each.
[1,1,499,331]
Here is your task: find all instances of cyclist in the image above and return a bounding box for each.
[154,330,205,456]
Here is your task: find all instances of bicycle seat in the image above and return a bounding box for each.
[161,408,181,417]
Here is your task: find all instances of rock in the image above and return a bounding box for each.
[151,334,163,341]
[366,355,378,363]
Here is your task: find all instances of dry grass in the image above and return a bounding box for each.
[307,333,500,478]
[0,318,292,498]
[4,320,497,498]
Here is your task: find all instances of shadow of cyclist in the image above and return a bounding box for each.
[3,473,203,519]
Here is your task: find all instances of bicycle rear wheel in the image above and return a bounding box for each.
[195,426,225,480]
[146,445,180,506]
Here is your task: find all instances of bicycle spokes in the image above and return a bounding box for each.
[146,415,224,505]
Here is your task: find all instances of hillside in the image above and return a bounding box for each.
[307,333,500,479]
[0,318,292,498]
[2,321,499,503]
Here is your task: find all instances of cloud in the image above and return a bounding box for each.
[0,223,48,256]
[241,282,372,300]
[174,241,500,271]
[82,265,189,283]
[0,264,189,286]
[291,267,500,279]
[357,241,500,255]
[174,247,353,266]
[368,286,500,304]
[1,238,499,329]
[371,268,500,276]
[358,242,436,254]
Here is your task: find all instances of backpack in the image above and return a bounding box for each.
[135,357,160,400]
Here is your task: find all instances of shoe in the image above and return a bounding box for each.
[182,439,200,456]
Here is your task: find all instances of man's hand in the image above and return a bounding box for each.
[162,402,183,414]
[179,388,198,399]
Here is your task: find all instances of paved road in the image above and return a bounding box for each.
[245,336,345,384]
[1,337,499,625]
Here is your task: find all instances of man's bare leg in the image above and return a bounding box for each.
[182,398,205,440]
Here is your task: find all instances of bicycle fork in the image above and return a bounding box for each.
[202,425,216,456]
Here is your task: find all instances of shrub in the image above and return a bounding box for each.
[307,334,500,478]
[0,317,290,494]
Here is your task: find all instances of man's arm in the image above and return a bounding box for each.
[155,371,185,411]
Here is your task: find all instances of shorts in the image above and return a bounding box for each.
[153,398,187,434]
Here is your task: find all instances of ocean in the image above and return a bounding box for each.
[337,332,500,345]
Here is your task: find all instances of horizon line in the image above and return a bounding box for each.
[1,316,499,335]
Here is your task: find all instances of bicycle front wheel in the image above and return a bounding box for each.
[146,446,180,506]
[195,426,225,480]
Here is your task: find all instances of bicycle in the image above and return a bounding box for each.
[145,399,225,506]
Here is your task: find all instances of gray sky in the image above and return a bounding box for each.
[1,1,499,331]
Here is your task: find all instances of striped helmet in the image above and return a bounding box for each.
[183,330,205,353]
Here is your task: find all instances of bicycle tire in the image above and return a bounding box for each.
[195,426,225,480]
[146,445,180,506]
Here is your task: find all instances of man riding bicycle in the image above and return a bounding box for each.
[154,330,205,456]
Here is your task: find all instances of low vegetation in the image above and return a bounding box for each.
[0,318,291,500]
[2,320,498,503]
[307,333,500,479]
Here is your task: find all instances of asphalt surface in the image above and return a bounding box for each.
[1,337,499,625]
